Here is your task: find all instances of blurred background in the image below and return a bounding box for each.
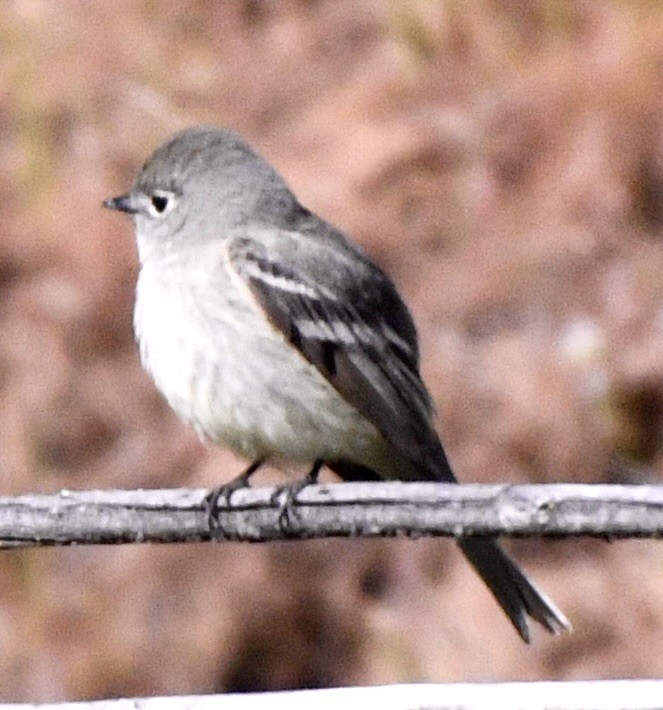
[0,0,662,701]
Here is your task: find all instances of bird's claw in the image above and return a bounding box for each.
[204,475,251,539]
[270,479,310,534]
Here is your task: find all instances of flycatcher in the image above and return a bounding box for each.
[104,126,570,642]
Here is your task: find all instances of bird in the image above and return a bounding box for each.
[103,125,571,642]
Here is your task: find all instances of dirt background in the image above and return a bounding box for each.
[1,0,663,702]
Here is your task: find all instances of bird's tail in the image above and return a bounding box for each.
[457,537,571,643]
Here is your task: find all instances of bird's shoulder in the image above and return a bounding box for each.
[224,208,421,365]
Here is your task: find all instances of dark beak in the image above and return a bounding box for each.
[102,193,137,214]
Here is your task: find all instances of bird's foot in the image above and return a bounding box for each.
[270,460,323,534]
[204,459,264,538]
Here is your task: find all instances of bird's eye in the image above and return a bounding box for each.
[145,189,178,218]
[151,194,169,213]
[145,190,178,218]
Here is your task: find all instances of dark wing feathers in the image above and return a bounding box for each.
[225,229,572,642]
[226,231,453,481]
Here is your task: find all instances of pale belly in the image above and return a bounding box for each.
[133,257,390,469]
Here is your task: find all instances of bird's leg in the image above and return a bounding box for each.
[204,458,265,536]
[271,459,324,533]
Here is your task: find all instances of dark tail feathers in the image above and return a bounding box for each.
[458,537,571,643]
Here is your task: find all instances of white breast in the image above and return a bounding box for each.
[133,247,391,470]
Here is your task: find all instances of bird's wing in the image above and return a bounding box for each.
[226,229,574,643]
[225,227,452,481]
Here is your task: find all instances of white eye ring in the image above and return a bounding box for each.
[147,190,178,217]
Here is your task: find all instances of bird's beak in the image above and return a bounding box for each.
[102,193,138,214]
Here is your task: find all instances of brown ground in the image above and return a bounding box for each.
[1,0,663,701]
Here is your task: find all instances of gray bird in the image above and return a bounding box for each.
[104,126,571,642]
